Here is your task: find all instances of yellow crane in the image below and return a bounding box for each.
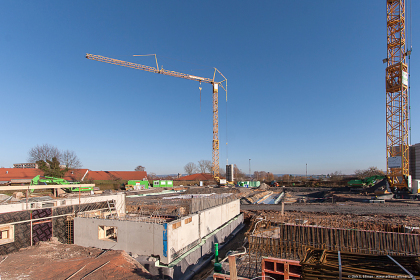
[86,53,227,182]
[385,0,410,191]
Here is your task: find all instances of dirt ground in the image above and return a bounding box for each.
[242,185,420,217]
[0,239,156,280]
[242,200,420,217]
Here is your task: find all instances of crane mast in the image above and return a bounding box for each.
[385,0,409,190]
[86,53,227,182]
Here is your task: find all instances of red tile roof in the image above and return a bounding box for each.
[0,168,42,182]
[84,171,148,181]
[63,169,89,181]
[175,173,215,181]
[0,168,146,182]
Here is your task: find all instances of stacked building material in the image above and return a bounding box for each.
[300,248,420,279]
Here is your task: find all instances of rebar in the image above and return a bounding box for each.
[249,224,420,262]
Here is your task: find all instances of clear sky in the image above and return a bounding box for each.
[1,1,419,175]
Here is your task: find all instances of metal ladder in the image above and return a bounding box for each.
[106,200,117,218]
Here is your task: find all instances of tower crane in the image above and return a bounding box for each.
[385,0,410,191]
[86,53,227,183]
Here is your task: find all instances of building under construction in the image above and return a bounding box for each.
[74,192,243,279]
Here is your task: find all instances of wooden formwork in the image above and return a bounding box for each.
[262,257,302,280]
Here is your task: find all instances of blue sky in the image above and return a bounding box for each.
[1,1,419,175]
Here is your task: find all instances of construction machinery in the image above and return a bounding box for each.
[385,0,411,191]
[347,175,386,188]
[86,53,227,184]
[125,179,150,191]
[30,175,94,192]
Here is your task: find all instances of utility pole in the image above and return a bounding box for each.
[249,159,251,180]
[306,163,307,178]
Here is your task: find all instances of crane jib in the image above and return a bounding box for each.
[86,52,225,182]
[86,53,214,84]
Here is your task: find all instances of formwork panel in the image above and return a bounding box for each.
[262,257,302,280]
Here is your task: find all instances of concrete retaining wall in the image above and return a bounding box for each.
[157,213,244,280]
[74,217,164,257]
[198,199,240,238]
[166,199,240,263]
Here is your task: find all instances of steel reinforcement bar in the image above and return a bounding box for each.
[249,224,420,261]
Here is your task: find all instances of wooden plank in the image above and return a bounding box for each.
[228,255,238,280]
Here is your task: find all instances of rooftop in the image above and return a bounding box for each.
[176,173,215,181]
[0,168,147,182]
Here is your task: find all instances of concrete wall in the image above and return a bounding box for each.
[0,193,125,215]
[166,199,240,263]
[74,217,165,259]
[74,199,241,265]
[155,214,244,279]
[198,199,240,238]
[166,214,200,261]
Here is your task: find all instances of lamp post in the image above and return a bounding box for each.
[249,159,251,180]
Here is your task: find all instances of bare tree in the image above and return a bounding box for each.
[197,160,212,173]
[28,144,82,169]
[184,162,197,175]
[234,164,245,181]
[330,171,343,181]
[135,165,145,171]
[354,167,384,179]
[28,144,61,163]
[61,150,82,169]
[253,171,268,181]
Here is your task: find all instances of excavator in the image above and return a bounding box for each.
[30,175,94,193]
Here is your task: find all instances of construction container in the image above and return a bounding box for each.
[237,181,260,188]
[249,181,261,187]
[126,180,149,190]
[153,180,173,188]
[237,181,249,188]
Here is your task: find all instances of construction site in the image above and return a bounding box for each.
[0,171,419,279]
[1,0,420,279]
